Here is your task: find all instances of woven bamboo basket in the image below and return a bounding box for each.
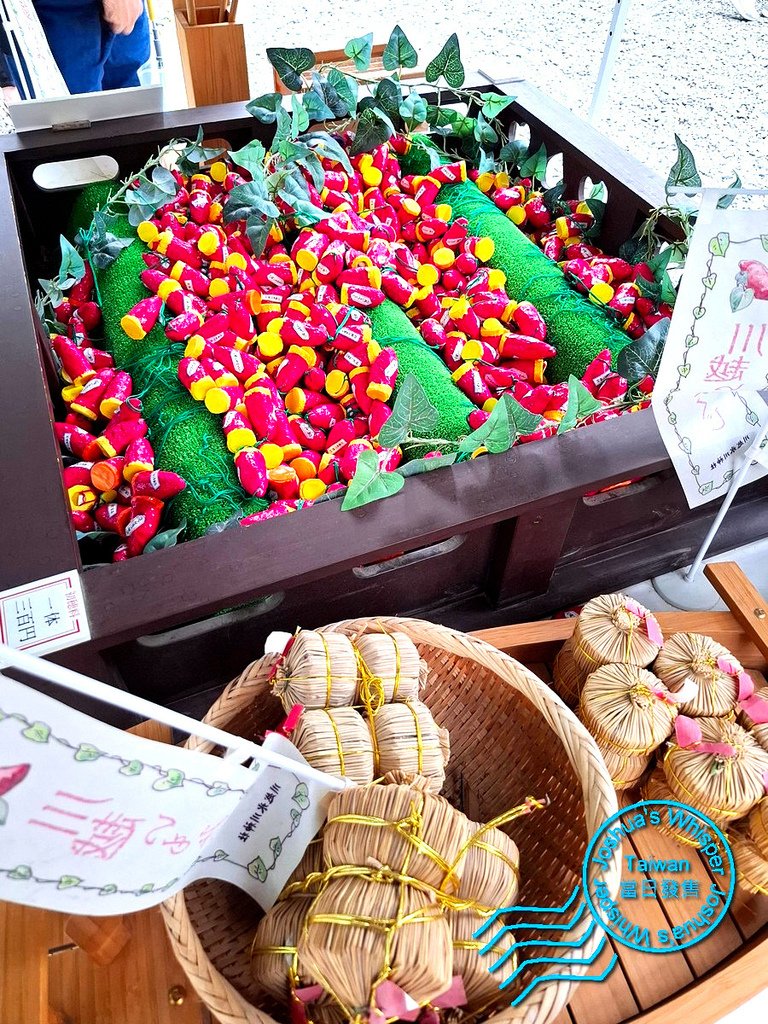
[161,617,619,1024]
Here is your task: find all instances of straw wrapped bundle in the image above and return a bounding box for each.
[748,798,768,859]
[292,708,375,786]
[663,717,768,829]
[579,665,677,757]
[731,825,768,896]
[738,684,768,753]
[642,766,703,848]
[323,777,470,892]
[368,700,450,793]
[250,895,319,1001]
[273,631,358,711]
[298,874,452,1012]
[449,819,520,910]
[285,838,327,889]
[450,909,517,1012]
[653,633,740,718]
[354,632,426,703]
[551,637,590,708]
[572,594,662,676]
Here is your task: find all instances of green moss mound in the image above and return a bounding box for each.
[438,181,631,381]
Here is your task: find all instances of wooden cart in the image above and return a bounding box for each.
[2,563,766,1024]
[1,77,767,711]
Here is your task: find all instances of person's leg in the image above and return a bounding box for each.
[33,0,112,94]
[101,4,149,90]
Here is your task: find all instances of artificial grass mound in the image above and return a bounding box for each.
[368,300,474,455]
[69,185,268,537]
[438,180,632,382]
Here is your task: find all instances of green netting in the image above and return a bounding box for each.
[437,181,631,381]
[69,185,267,537]
[368,300,473,456]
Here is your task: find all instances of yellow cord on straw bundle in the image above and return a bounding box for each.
[325,709,346,777]
[663,747,737,820]
[374,620,404,700]
[442,796,547,894]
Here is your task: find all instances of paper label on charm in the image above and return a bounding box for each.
[652,205,768,508]
[0,571,90,655]
[0,675,334,914]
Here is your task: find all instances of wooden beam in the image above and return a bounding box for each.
[704,562,768,660]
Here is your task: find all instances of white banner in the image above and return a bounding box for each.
[653,200,768,508]
[0,674,336,915]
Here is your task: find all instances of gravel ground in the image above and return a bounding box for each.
[2,0,766,191]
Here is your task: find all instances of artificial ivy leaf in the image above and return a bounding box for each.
[91,234,133,270]
[458,394,540,454]
[291,93,311,134]
[229,139,266,177]
[396,453,457,477]
[378,373,439,447]
[266,46,316,91]
[310,71,348,118]
[481,93,515,119]
[344,31,373,71]
[176,126,222,177]
[248,856,268,882]
[617,318,670,384]
[301,89,334,124]
[583,197,607,240]
[223,180,279,224]
[58,235,85,288]
[151,165,178,195]
[399,89,428,131]
[425,106,475,138]
[499,139,528,168]
[382,25,418,70]
[542,181,567,215]
[144,521,187,554]
[300,130,353,174]
[666,134,702,190]
[473,110,497,147]
[425,33,464,88]
[647,246,673,278]
[245,92,284,123]
[374,77,402,122]
[341,449,405,510]
[519,142,547,182]
[245,214,274,258]
[327,67,357,116]
[278,171,326,224]
[349,108,393,157]
[618,236,647,265]
[272,105,292,147]
[557,376,604,434]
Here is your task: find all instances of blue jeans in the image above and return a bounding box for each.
[34,1,150,93]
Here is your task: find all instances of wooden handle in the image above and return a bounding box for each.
[704,561,768,659]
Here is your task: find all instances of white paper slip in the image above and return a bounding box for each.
[0,571,90,656]
[653,201,768,508]
[0,675,337,914]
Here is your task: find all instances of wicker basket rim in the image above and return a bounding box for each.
[162,616,620,1024]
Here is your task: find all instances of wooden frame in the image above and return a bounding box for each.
[1,75,766,700]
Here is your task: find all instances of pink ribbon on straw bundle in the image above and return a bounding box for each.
[624,599,664,646]
[717,656,768,724]
[674,716,736,757]
[369,976,467,1024]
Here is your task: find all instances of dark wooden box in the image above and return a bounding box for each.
[2,75,766,711]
